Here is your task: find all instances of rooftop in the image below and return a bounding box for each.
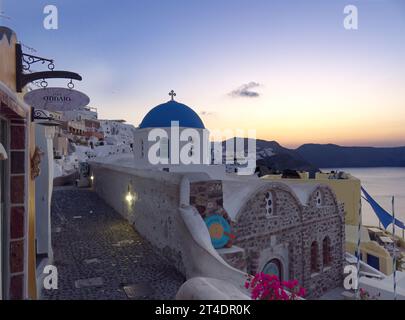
[139,100,205,129]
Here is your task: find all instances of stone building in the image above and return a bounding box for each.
[190,179,345,299]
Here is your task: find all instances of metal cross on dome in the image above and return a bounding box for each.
[169,90,176,101]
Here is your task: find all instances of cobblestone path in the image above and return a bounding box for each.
[42,187,185,300]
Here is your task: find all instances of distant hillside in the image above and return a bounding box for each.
[218,139,405,173]
[255,140,319,174]
[296,144,405,168]
[219,139,320,175]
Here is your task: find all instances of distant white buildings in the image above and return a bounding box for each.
[62,106,98,121]
[49,106,136,177]
[99,120,135,146]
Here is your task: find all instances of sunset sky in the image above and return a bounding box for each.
[3,0,405,148]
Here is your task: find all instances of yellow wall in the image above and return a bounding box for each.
[0,28,17,91]
[0,27,37,299]
[262,172,361,225]
[346,241,393,275]
[314,173,361,226]
[263,171,309,180]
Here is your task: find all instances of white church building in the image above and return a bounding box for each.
[132,91,225,177]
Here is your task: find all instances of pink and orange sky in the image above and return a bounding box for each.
[4,0,405,148]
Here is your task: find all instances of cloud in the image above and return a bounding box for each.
[200,111,215,116]
[229,82,261,98]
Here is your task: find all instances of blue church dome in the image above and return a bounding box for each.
[139,100,205,129]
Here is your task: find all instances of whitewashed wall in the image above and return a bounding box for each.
[35,126,55,259]
[90,162,186,271]
[89,162,249,294]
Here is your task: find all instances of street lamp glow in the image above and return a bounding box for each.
[126,184,134,203]
[126,192,134,203]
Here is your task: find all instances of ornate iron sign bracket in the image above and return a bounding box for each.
[31,107,62,127]
[31,107,54,122]
[15,43,83,92]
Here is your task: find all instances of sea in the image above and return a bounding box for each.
[324,168,405,235]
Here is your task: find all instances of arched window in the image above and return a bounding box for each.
[310,241,319,273]
[262,259,283,280]
[187,136,194,157]
[323,237,332,267]
[264,191,274,218]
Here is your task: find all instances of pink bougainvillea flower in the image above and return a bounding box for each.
[245,273,305,301]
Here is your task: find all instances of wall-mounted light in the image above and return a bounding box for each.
[126,185,134,203]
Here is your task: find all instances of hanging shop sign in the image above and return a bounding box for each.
[24,87,90,111]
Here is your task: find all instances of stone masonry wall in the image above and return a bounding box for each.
[190,180,233,240]
[217,247,247,272]
[190,180,240,267]
[233,183,345,299]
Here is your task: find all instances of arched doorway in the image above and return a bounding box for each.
[262,258,283,280]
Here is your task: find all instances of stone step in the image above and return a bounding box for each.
[216,246,247,272]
